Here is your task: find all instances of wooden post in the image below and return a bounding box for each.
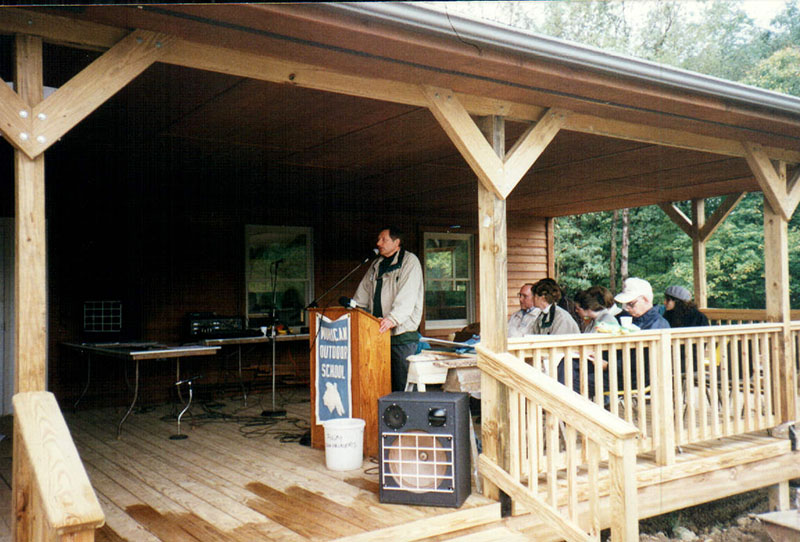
[655,330,676,466]
[609,438,638,542]
[13,34,48,542]
[763,196,796,421]
[13,35,47,393]
[477,115,509,500]
[691,199,707,309]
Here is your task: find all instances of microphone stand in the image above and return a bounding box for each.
[262,259,287,418]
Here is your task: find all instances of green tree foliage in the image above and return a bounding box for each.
[743,46,800,96]
[436,0,800,309]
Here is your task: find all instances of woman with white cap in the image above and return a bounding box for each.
[663,285,709,328]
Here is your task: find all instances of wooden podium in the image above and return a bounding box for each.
[309,307,390,457]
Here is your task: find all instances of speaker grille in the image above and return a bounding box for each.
[381,431,454,493]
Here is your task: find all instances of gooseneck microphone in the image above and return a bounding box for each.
[304,248,379,310]
[363,248,379,262]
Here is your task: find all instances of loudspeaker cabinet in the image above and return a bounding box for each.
[378,391,471,507]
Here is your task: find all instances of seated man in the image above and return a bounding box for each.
[614,277,669,331]
[566,278,670,396]
[508,283,540,338]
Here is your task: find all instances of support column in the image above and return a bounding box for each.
[13,35,47,394]
[764,196,795,421]
[477,115,509,500]
[691,199,707,309]
[13,34,47,542]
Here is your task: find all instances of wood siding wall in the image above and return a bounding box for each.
[506,214,551,317]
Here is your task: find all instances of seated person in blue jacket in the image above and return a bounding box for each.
[614,277,670,331]
[564,278,670,397]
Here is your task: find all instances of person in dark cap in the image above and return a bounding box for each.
[663,285,708,328]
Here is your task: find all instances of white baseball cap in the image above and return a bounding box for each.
[614,277,653,304]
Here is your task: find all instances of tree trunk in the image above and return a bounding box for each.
[621,208,629,281]
[610,210,618,292]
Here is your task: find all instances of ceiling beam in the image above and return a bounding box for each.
[3,9,800,166]
[423,86,568,200]
[743,142,800,221]
[658,203,694,238]
[699,192,745,241]
[28,30,171,158]
[423,85,508,198]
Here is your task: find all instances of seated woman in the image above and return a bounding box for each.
[574,287,619,333]
[531,279,581,336]
[663,285,709,328]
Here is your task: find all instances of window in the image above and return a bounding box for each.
[423,232,474,329]
[245,225,313,328]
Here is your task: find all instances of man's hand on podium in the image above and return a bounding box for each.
[379,317,396,334]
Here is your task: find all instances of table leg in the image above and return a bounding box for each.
[118,359,140,439]
[73,352,91,410]
[238,345,248,406]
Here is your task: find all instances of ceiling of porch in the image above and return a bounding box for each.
[2,5,795,219]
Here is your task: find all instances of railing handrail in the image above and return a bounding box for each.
[13,391,104,538]
[508,322,786,350]
[477,346,638,451]
[703,308,800,320]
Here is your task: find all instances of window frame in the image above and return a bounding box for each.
[422,231,475,330]
[244,225,314,329]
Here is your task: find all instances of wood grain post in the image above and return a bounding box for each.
[691,199,707,309]
[609,438,638,542]
[477,115,509,500]
[763,196,796,422]
[13,35,48,542]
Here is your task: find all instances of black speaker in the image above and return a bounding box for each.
[379,391,471,507]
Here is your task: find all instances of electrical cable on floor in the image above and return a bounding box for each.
[158,396,310,443]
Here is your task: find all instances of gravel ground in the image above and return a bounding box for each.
[636,488,794,542]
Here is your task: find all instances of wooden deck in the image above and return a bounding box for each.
[0,385,797,542]
[48,391,511,542]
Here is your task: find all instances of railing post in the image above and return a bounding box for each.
[609,438,638,542]
[655,330,675,465]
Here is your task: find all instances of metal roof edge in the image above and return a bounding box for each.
[330,1,800,117]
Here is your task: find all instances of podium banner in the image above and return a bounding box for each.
[315,312,352,424]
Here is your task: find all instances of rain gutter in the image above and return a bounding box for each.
[331,2,800,116]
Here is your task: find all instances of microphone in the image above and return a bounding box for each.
[363,248,379,263]
[339,296,357,309]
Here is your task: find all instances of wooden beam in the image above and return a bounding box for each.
[503,108,569,190]
[691,199,708,308]
[763,197,796,422]
[25,30,171,157]
[163,37,800,166]
[566,113,800,164]
[3,9,800,165]
[0,7,126,51]
[13,35,46,394]
[785,164,800,219]
[698,192,745,242]
[423,85,508,199]
[13,34,47,542]
[477,115,509,501]
[743,142,795,222]
[0,76,36,156]
[658,203,693,238]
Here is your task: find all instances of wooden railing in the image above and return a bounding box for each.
[704,308,800,325]
[508,323,785,465]
[13,391,104,541]
[477,346,640,542]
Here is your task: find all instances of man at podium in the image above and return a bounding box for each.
[352,227,424,391]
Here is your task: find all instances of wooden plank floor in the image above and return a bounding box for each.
[47,390,504,542]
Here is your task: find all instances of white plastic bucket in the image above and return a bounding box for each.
[322,418,366,471]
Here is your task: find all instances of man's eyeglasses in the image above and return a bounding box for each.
[623,297,641,310]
